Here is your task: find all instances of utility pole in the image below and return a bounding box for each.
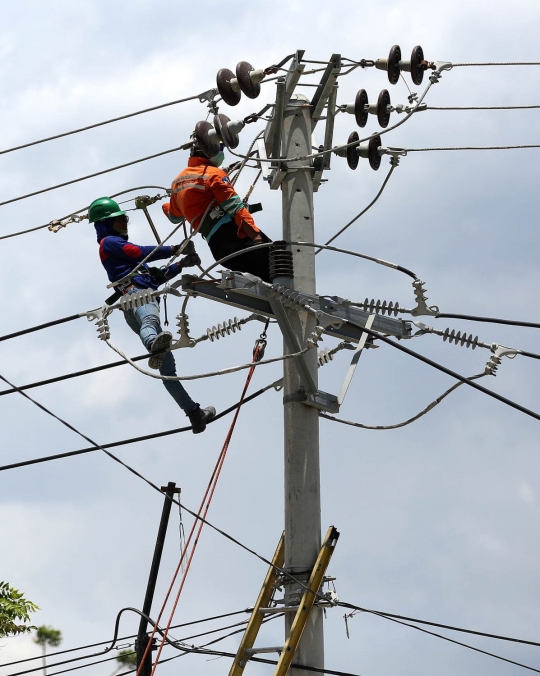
[280,93,323,676]
[136,482,179,676]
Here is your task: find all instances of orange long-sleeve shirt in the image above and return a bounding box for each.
[162,157,259,239]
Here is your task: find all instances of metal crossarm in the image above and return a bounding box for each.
[228,533,285,676]
[273,526,340,676]
[178,273,412,340]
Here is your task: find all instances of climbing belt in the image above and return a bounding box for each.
[136,323,269,676]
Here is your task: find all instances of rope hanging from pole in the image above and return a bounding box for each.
[135,322,270,676]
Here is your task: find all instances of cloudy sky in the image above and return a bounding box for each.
[1,1,540,676]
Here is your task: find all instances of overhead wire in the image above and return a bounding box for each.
[428,104,540,110]
[0,378,282,472]
[407,144,540,152]
[0,146,186,209]
[1,608,253,667]
[436,311,540,329]
[0,92,210,157]
[338,603,540,648]
[348,322,540,422]
[0,185,169,241]
[320,372,486,430]
[338,602,540,674]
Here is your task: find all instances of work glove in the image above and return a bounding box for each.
[180,253,201,269]
[171,240,196,256]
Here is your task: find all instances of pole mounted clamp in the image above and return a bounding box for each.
[84,305,111,341]
[410,279,439,316]
[48,213,87,233]
[485,343,519,376]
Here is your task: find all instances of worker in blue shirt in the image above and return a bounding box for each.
[89,196,215,434]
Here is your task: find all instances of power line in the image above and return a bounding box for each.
[0,378,280,472]
[2,608,252,667]
[350,322,540,422]
[320,373,486,430]
[0,185,168,241]
[428,104,540,110]
[0,313,83,341]
[453,61,540,67]
[407,144,540,152]
[0,92,208,157]
[0,147,185,209]
[338,602,540,648]
[436,312,540,330]
[339,602,540,674]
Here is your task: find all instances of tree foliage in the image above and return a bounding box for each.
[116,649,137,667]
[34,626,62,648]
[0,581,39,638]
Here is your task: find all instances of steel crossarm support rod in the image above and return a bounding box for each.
[273,526,340,676]
[338,313,376,406]
[264,50,306,157]
[178,274,412,342]
[314,83,338,192]
[266,294,318,395]
[310,54,341,126]
[229,533,285,676]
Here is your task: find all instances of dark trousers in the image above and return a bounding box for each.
[208,221,272,283]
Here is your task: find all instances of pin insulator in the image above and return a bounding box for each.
[269,240,294,281]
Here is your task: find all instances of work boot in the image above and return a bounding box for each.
[187,405,216,434]
[148,331,173,370]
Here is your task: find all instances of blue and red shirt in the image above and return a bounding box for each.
[95,219,181,291]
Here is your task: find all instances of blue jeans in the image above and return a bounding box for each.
[123,292,198,414]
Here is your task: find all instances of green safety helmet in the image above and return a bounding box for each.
[88,197,126,223]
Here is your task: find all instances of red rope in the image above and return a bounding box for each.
[136,341,264,676]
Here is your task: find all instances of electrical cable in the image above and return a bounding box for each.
[0,378,282,473]
[436,312,540,329]
[316,163,396,252]
[0,147,186,209]
[2,608,253,668]
[428,104,540,110]
[338,602,540,674]
[320,373,486,430]
[407,144,540,152]
[195,239,418,281]
[0,185,169,241]
[453,61,540,67]
[0,92,208,157]
[0,313,83,342]
[348,322,540,422]
[338,603,540,648]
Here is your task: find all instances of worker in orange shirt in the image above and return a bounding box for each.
[162,140,273,282]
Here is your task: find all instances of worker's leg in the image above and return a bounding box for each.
[123,299,198,413]
[208,222,272,282]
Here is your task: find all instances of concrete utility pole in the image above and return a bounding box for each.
[281,95,323,676]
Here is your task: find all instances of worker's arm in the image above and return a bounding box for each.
[101,236,174,262]
[207,173,262,240]
[162,201,184,224]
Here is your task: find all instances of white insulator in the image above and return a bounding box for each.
[96,317,110,341]
[318,348,335,367]
[119,288,157,311]
[485,354,502,376]
[307,325,325,349]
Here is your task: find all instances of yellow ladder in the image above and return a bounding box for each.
[229,526,340,676]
